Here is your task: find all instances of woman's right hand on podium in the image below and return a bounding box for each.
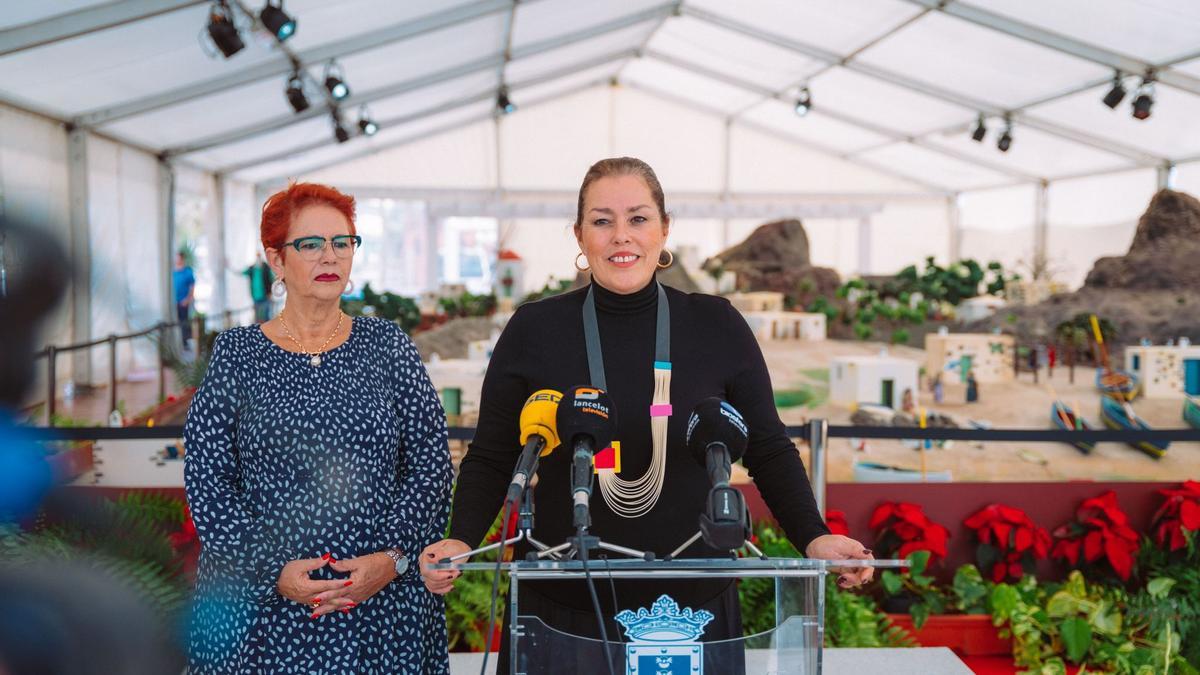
[419,539,470,595]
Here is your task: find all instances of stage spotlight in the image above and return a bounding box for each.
[971,114,987,142]
[997,118,1013,153]
[206,1,244,58]
[285,71,308,113]
[794,86,812,116]
[1131,76,1155,120]
[259,1,296,41]
[496,87,516,115]
[357,106,378,136]
[324,61,350,101]
[1102,71,1127,109]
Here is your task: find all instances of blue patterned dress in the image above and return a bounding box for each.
[184,316,452,674]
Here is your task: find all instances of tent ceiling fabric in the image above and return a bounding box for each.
[1,0,1197,191]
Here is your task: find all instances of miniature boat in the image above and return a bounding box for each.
[1099,395,1167,459]
[1184,396,1200,430]
[1095,367,1139,401]
[1050,400,1095,454]
[852,461,952,483]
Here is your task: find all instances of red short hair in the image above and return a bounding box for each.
[260,182,356,252]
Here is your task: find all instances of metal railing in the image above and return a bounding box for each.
[23,423,1200,511]
[31,306,256,426]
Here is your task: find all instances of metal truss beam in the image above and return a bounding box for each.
[645,49,1042,183]
[683,4,1168,167]
[215,48,632,173]
[164,3,670,155]
[620,79,954,195]
[75,0,515,126]
[902,0,1200,96]
[246,76,614,185]
[0,0,203,57]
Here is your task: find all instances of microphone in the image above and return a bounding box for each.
[505,389,563,504]
[686,397,751,550]
[556,385,617,530]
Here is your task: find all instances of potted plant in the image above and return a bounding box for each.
[990,568,1196,673]
[869,501,951,566]
[883,560,1010,656]
[1051,490,1139,582]
[0,490,192,622]
[868,501,949,614]
[1141,480,1200,669]
[867,502,1012,656]
[1149,479,1200,554]
[738,519,915,648]
[963,503,1051,583]
[443,511,517,652]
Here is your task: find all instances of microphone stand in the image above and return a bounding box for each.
[535,531,655,561]
[534,521,656,561]
[443,484,558,563]
[664,530,767,561]
[664,486,766,561]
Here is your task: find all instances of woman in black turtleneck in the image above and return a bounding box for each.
[421,158,873,673]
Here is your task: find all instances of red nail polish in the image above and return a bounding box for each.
[341,608,351,614]
[310,612,318,620]
[312,598,321,605]
[321,552,331,561]
[344,581,353,587]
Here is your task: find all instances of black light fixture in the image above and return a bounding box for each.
[324,61,350,101]
[496,86,516,115]
[970,114,987,142]
[285,70,308,113]
[332,110,350,143]
[1131,75,1155,121]
[206,1,244,58]
[997,116,1013,153]
[794,85,812,116]
[1102,70,1127,109]
[259,1,296,41]
[357,105,378,136]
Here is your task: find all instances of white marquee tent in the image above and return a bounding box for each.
[3,0,1200,383]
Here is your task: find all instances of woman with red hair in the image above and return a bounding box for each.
[184,182,452,673]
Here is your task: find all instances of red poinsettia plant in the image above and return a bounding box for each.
[1050,490,1139,581]
[825,509,850,537]
[1149,479,1200,555]
[169,504,201,580]
[485,506,520,544]
[869,501,950,565]
[963,503,1051,583]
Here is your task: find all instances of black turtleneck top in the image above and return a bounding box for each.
[448,278,829,612]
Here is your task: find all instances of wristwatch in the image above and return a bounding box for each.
[384,548,409,577]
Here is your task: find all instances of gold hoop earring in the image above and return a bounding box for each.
[574,252,591,272]
[657,249,674,269]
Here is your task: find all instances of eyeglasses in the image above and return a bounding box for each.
[281,235,362,260]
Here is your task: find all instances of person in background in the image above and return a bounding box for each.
[174,251,196,349]
[242,251,274,322]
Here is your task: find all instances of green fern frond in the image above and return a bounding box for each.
[115,491,186,529]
